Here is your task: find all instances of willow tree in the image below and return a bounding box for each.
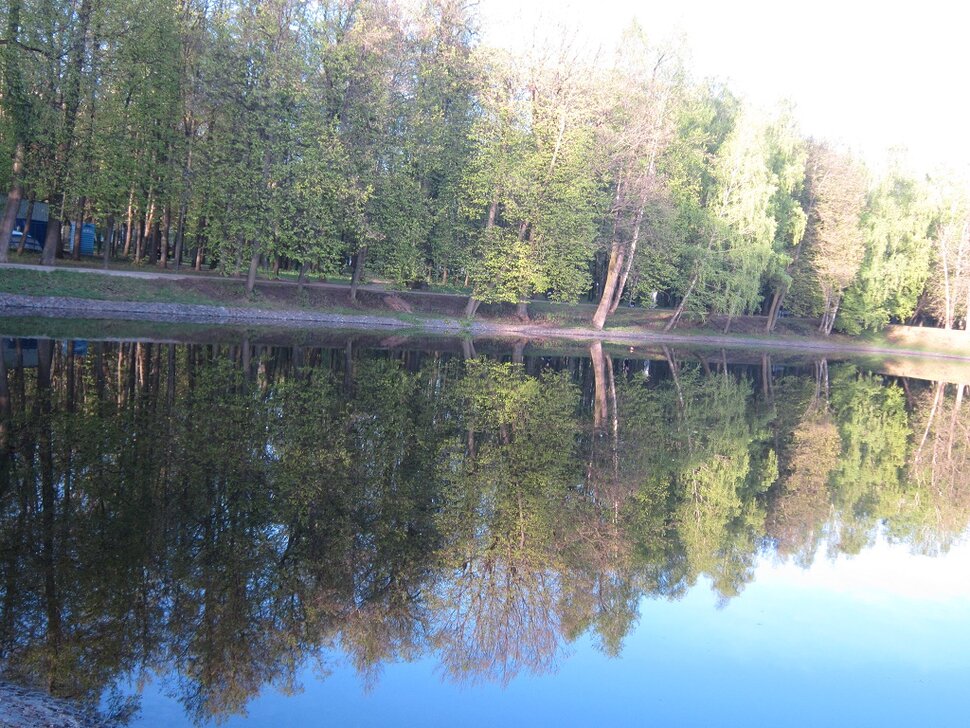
[762,112,808,332]
[665,108,781,332]
[837,170,933,333]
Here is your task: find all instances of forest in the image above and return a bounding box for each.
[1,0,969,334]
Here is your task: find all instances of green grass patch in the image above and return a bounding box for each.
[0,267,222,305]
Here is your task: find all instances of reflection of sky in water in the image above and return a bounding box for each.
[125,534,970,727]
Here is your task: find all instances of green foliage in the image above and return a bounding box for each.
[838,174,934,333]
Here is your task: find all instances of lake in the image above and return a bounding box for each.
[0,322,968,727]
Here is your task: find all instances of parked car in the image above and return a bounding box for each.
[8,230,43,252]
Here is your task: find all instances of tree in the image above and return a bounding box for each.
[838,170,933,333]
[922,177,970,330]
[591,25,682,330]
[795,141,869,335]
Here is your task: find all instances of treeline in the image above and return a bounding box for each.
[1,0,968,333]
[1,337,967,720]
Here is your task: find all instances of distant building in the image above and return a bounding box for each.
[0,196,49,247]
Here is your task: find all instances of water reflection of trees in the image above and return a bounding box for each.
[0,338,967,723]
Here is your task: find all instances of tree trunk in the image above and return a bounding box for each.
[349,245,367,302]
[664,273,699,332]
[173,202,186,269]
[71,197,86,260]
[515,300,529,322]
[464,296,480,318]
[122,187,135,257]
[41,215,60,266]
[297,260,309,291]
[158,204,170,268]
[246,249,260,295]
[765,285,786,332]
[139,196,155,264]
[102,214,114,268]
[0,143,24,265]
[608,206,645,315]
[592,246,625,330]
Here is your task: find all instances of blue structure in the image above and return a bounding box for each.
[1,197,48,242]
[67,222,96,256]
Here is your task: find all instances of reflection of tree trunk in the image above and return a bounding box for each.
[662,345,686,417]
[241,335,251,381]
[915,381,945,463]
[590,342,608,431]
[512,339,526,365]
[761,353,773,400]
[37,340,61,689]
[343,338,354,393]
[0,353,9,455]
[166,344,176,410]
[461,338,477,360]
[605,353,619,481]
[947,383,964,459]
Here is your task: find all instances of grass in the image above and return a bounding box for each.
[2,264,968,360]
[0,267,224,305]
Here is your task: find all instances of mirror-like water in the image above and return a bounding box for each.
[0,326,968,726]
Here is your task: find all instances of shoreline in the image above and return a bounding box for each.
[2,291,969,363]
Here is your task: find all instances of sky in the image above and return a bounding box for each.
[477,0,970,177]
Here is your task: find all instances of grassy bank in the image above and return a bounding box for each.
[2,265,969,358]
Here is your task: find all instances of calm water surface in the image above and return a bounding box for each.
[0,327,968,726]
